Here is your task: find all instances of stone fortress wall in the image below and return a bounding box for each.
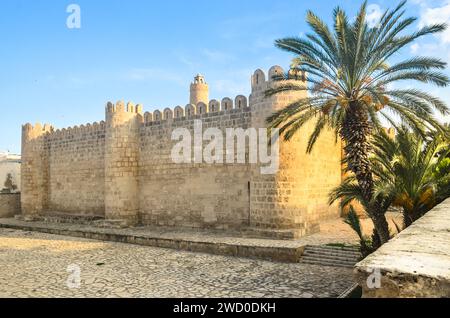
[21,66,343,239]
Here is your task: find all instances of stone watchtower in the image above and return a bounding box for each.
[21,123,53,216]
[189,74,209,105]
[249,66,342,239]
[104,101,143,226]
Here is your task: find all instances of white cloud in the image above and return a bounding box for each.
[213,79,248,96]
[407,1,450,123]
[174,49,235,70]
[410,0,450,63]
[175,53,199,69]
[418,1,450,44]
[201,49,235,63]
[217,11,293,41]
[409,0,430,5]
[210,68,254,98]
[410,0,448,8]
[125,68,184,85]
[253,37,276,49]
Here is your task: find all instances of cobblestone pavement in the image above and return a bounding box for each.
[0,228,355,298]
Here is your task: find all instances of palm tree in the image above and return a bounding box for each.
[266,1,449,243]
[329,131,394,250]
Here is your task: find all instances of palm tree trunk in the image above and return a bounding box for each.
[369,201,391,244]
[403,208,413,228]
[340,103,391,244]
[404,207,423,228]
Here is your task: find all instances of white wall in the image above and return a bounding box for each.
[0,153,21,192]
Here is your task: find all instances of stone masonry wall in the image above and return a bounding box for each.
[46,122,106,216]
[139,108,252,229]
[0,193,21,218]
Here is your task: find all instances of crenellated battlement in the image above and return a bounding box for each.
[22,123,54,134]
[105,101,143,115]
[96,65,305,126]
[23,120,108,140]
[48,121,106,139]
[251,65,307,90]
[141,95,250,125]
[21,65,304,135]
[21,66,307,141]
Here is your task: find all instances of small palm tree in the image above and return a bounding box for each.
[433,157,450,203]
[372,127,450,227]
[266,1,449,243]
[442,123,450,156]
[344,206,378,257]
[331,127,450,230]
[433,122,450,202]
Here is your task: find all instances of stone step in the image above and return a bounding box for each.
[301,258,357,267]
[303,251,360,263]
[302,251,359,262]
[299,245,361,268]
[307,250,360,257]
[304,249,360,258]
[305,248,360,258]
[92,219,129,229]
[0,218,305,263]
[301,259,356,268]
[300,259,355,268]
[307,245,360,253]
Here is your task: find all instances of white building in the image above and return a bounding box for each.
[0,151,21,193]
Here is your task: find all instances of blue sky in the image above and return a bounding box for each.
[1,0,449,153]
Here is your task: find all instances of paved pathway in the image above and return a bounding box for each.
[0,228,354,298]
